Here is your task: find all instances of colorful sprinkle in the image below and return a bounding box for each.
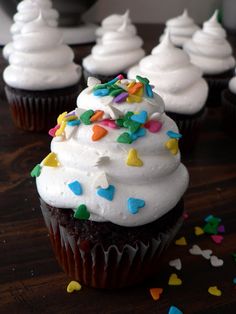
[127,197,145,214]
[165,138,179,155]
[93,88,110,96]
[57,111,67,125]
[128,82,143,95]
[97,185,115,201]
[233,277,236,285]
[66,281,82,293]
[149,287,163,301]
[145,84,153,98]
[203,222,218,235]
[126,148,143,167]
[114,92,129,103]
[127,94,142,103]
[136,75,149,84]
[48,124,60,137]
[43,152,60,167]
[74,204,90,220]
[109,88,123,97]
[189,245,212,260]
[129,127,146,142]
[93,172,109,189]
[208,286,222,296]
[144,120,162,133]
[123,119,141,133]
[211,235,223,244]
[210,255,224,267]
[166,130,182,139]
[168,273,182,286]
[100,119,117,129]
[68,181,83,196]
[131,111,148,124]
[80,110,94,125]
[168,306,183,314]
[92,125,108,141]
[67,119,81,126]
[55,120,66,136]
[90,110,104,122]
[30,164,41,178]
[218,225,225,233]
[117,132,133,144]
[194,226,204,236]
[175,237,187,246]
[169,258,182,271]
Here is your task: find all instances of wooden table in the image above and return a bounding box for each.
[0,24,236,314]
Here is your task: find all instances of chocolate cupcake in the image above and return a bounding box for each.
[221,77,236,134]
[3,13,82,132]
[32,76,189,288]
[184,10,235,107]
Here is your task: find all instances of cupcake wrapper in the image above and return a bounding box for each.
[221,89,236,135]
[83,69,127,84]
[5,84,81,132]
[41,201,183,289]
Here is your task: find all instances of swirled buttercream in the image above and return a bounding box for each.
[184,10,235,75]
[160,9,199,48]
[128,33,208,115]
[35,77,189,227]
[3,14,81,90]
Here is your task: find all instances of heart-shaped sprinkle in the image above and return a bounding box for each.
[90,110,104,122]
[80,110,94,125]
[116,118,125,127]
[55,120,66,136]
[145,84,153,98]
[194,226,204,236]
[74,204,90,220]
[205,215,221,223]
[126,148,143,167]
[93,172,109,189]
[189,245,212,259]
[97,185,115,201]
[149,287,163,301]
[67,119,81,126]
[66,281,82,293]
[166,130,182,139]
[92,125,108,141]
[109,88,123,97]
[93,88,110,96]
[168,305,183,314]
[168,273,182,286]
[169,258,182,271]
[117,132,133,144]
[68,180,83,196]
[203,223,218,235]
[210,255,224,267]
[128,82,143,95]
[100,119,117,129]
[123,120,141,133]
[218,225,225,233]
[208,286,222,296]
[183,211,189,219]
[127,197,145,214]
[49,124,60,137]
[233,277,236,284]
[144,120,162,133]
[114,92,129,103]
[136,75,149,84]
[175,237,187,246]
[43,152,60,167]
[211,235,223,244]
[131,111,148,124]
[129,127,146,142]
[57,111,67,125]
[30,164,41,178]
[127,94,142,103]
[165,139,179,155]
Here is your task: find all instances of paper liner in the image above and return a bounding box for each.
[4,84,81,132]
[40,201,183,289]
[221,89,236,135]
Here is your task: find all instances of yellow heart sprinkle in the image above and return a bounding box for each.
[127,95,142,103]
[208,286,222,296]
[63,115,77,122]
[57,111,67,125]
[55,120,66,136]
[165,139,179,155]
[136,86,144,97]
[127,81,136,88]
[66,281,82,293]
[126,149,143,167]
[194,226,204,236]
[43,152,60,167]
[168,273,182,286]
[175,236,187,246]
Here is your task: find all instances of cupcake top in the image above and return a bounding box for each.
[95,10,136,39]
[3,0,59,60]
[83,16,145,76]
[160,9,199,48]
[3,14,81,91]
[184,10,235,75]
[229,77,236,94]
[34,75,189,227]
[128,33,208,115]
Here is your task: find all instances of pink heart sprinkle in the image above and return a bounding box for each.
[211,235,224,244]
[48,124,60,137]
[218,225,225,233]
[183,211,189,220]
[100,119,117,129]
[144,120,162,133]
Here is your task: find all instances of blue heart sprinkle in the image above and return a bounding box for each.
[166,130,182,139]
[168,306,183,314]
[127,198,145,214]
[68,180,83,196]
[131,111,148,124]
[97,185,115,201]
[67,119,81,126]
[204,214,221,223]
[129,127,146,141]
[93,89,109,96]
[233,277,236,284]
[145,84,153,98]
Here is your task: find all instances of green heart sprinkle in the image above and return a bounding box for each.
[93,83,109,90]
[123,120,141,133]
[80,110,94,125]
[117,132,133,144]
[109,89,123,97]
[30,164,41,178]
[203,222,218,235]
[116,118,125,127]
[124,111,134,121]
[136,75,149,84]
[74,204,90,220]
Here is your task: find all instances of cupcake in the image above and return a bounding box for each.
[221,76,236,134]
[128,33,208,150]
[184,10,235,107]
[32,75,189,288]
[95,10,136,42]
[3,0,59,60]
[83,15,145,82]
[3,14,81,132]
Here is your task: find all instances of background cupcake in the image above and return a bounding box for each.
[128,33,208,151]
[32,76,189,288]
[83,15,145,82]
[221,76,236,134]
[3,13,81,132]
[184,10,235,107]
[160,9,199,48]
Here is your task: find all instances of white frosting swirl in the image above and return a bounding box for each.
[3,0,59,60]
[83,17,145,76]
[184,10,235,75]
[128,34,208,115]
[3,15,81,90]
[36,80,189,227]
[160,10,199,48]
[229,77,236,94]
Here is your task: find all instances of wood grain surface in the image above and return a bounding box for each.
[0,24,236,314]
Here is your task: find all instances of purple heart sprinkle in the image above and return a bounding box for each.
[114,92,129,103]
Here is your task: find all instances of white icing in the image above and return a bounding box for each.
[3,0,59,60]
[184,10,235,75]
[160,9,199,48]
[229,77,236,94]
[3,15,81,90]
[36,81,189,227]
[83,15,145,76]
[128,33,208,115]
